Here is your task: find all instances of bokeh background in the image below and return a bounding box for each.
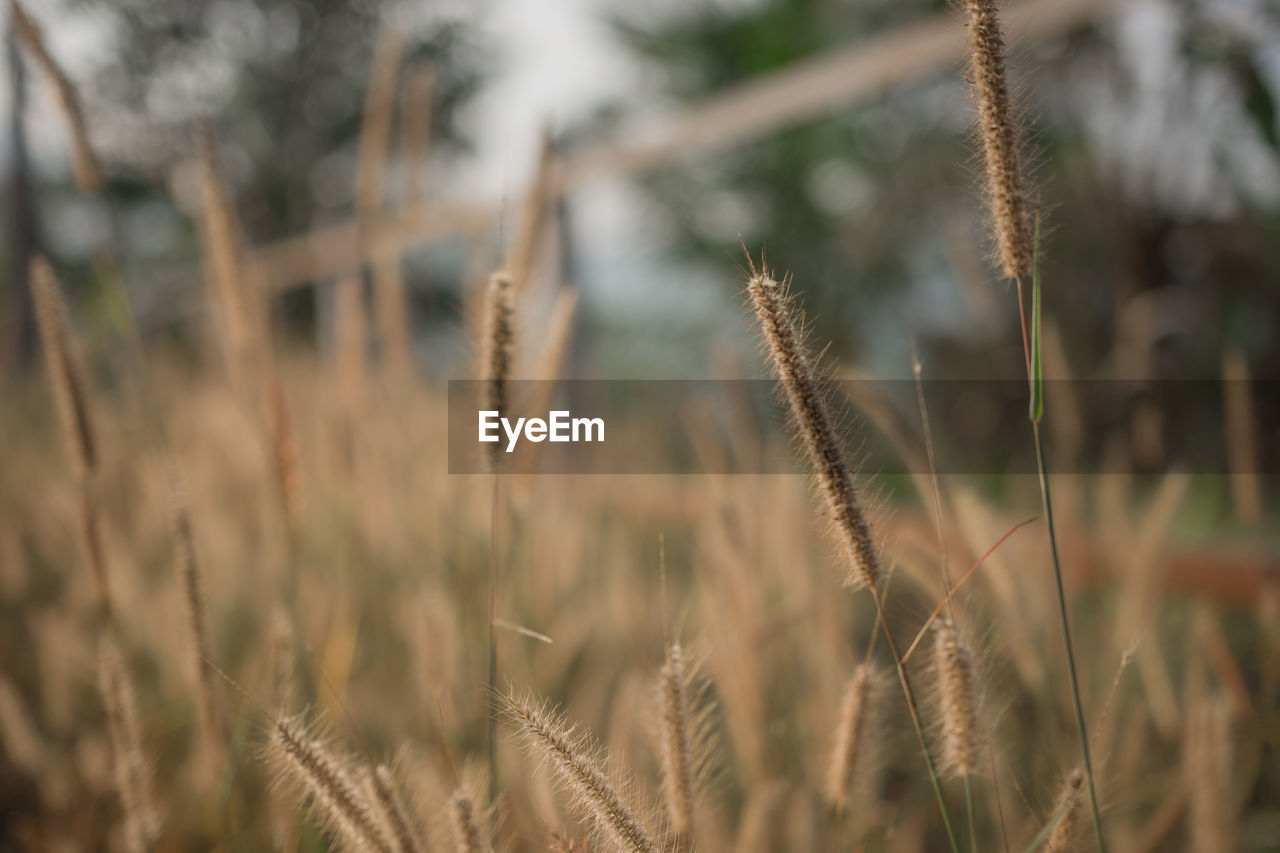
[3,0,1279,381]
[2,1,1279,850]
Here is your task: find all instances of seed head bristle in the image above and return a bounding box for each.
[269,716,392,852]
[370,765,425,853]
[1045,768,1084,852]
[29,256,96,482]
[746,270,880,589]
[10,0,102,192]
[504,691,662,853]
[963,0,1031,280]
[447,790,491,853]
[482,272,515,471]
[824,664,880,810]
[933,620,982,778]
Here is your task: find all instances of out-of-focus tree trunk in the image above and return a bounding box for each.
[4,24,39,371]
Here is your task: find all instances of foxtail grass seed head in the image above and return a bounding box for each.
[269,716,391,852]
[10,0,102,192]
[504,691,661,853]
[448,791,491,853]
[657,644,695,837]
[98,637,161,850]
[196,123,256,370]
[933,620,982,778]
[370,765,424,853]
[963,0,1031,280]
[29,256,96,482]
[168,464,226,762]
[825,664,879,810]
[1045,768,1084,852]
[483,272,514,471]
[746,269,880,589]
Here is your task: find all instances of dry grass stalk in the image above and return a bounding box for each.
[510,130,556,292]
[355,28,405,216]
[824,664,879,810]
[372,246,413,376]
[0,675,44,775]
[267,374,302,527]
[167,464,226,765]
[98,636,161,851]
[448,790,491,853]
[735,781,788,853]
[1221,348,1261,524]
[933,620,981,778]
[9,0,102,192]
[746,267,879,589]
[196,124,258,375]
[77,488,112,616]
[335,275,369,409]
[483,272,515,472]
[29,256,96,482]
[963,0,1030,280]
[513,288,579,490]
[370,765,424,853]
[657,644,695,839]
[504,692,661,853]
[1185,696,1236,853]
[1044,768,1083,852]
[30,256,113,613]
[269,716,391,852]
[399,63,436,208]
[270,607,294,714]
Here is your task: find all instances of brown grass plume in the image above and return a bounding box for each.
[483,272,515,471]
[824,664,880,811]
[29,256,96,482]
[963,0,1030,280]
[268,715,391,852]
[1045,767,1084,852]
[370,764,424,853]
[167,463,226,766]
[447,790,491,853]
[933,620,982,778]
[504,691,662,853]
[196,123,257,374]
[746,264,879,589]
[656,643,696,840]
[10,0,102,192]
[98,636,161,851]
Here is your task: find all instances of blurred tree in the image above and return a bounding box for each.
[6,0,487,352]
[71,0,485,235]
[610,0,1280,381]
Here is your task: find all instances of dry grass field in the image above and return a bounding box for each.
[1,1,1276,851]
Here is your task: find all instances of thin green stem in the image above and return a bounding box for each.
[1019,209,1105,853]
[964,774,978,853]
[487,474,500,824]
[1032,423,1106,853]
[870,586,961,853]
